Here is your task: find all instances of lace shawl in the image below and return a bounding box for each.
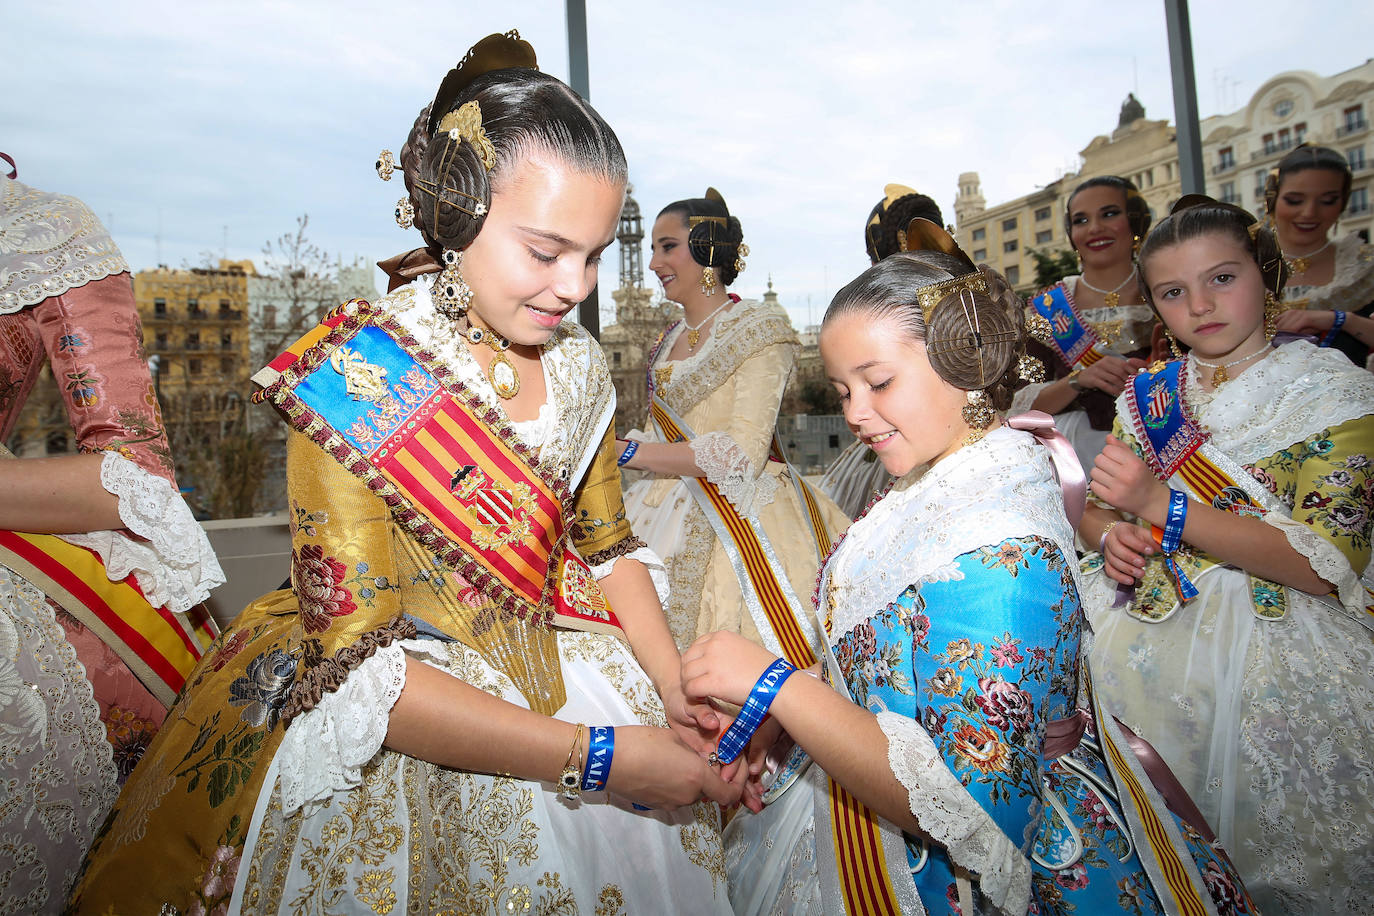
[1286,233,1374,312]
[820,427,1078,913]
[1,179,130,314]
[1139,342,1374,616]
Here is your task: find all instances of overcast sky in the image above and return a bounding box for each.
[8,1,1372,331]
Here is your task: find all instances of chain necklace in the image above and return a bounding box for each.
[683,298,733,348]
[1193,341,1271,387]
[1077,266,1137,308]
[1283,237,1332,275]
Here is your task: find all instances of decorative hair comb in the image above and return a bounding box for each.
[427,30,537,137]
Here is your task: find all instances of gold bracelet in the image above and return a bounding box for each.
[558,723,585,799]
[1099,520,1120,555]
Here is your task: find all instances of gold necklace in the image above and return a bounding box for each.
[1077,266,1137,308]
[465,324,520,398]
[683,298,732,348]
[1193,342,1269,387]
[1283,238,1332,275]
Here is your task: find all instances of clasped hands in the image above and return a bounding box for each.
[1090,434,1170,585]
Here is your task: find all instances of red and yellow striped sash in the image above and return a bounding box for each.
[773,435,833,560]
[651,400,815,668]
[0,530,217,706]
[380,397,563,605]
[828,778,903,916]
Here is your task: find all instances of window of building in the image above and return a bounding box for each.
[1034,207,1051,221]
[1035,229,1053,244]
[1349,187,1370,214]
[1294,122,1307,144]
[612,351,621,366]
[187,331,200,349]
[828,434,840,448]
[972,228,986,241]
[220,357,235,375]
[1001,218,1017,232]
[153,297,167,316]
[155,331,167,350]
[1217,147,1235,170]
[220,332,233,350]
[1273,98,1294,119]
[1165,162,1174,180]
[1255,169,1268,199]
[1219,181,1239,205]
[1003,239,1018,253]
[1005,265,1020,285]
[1262,132,1275,154]
[973,248,987,261]
[1146,168,1155,186]
[188,358,203,374]
[1349,146,1367,171]
[1343,105,1367,136]
[262,305,276,330]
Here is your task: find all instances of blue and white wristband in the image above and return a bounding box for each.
[711,658,797,766]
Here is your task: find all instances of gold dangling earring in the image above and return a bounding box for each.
[1263,290,1281,341]
[962,389,996,444]
[1075,248,1083,272]
[700,266,717,297]
[433,249,473,320]
[1165,328,1184,359]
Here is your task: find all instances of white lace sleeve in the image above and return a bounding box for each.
[274,639,456,813]
[1010,381,1050,416]
[1262,510,1366,615]
[589,544,670,607]
[689,430,779,517]
[876,710,1031,916]
[59,451,225,613]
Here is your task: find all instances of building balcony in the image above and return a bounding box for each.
[1219,194,1242,206]
[1337,118,1369,139]
[1251,138,1297,161]
[1211,160,1237,175]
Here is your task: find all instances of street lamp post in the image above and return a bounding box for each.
[566,0,600,341]
[1164,0,1205,195]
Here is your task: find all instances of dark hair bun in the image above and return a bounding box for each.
[661,190,747,287]
[924,263,1025,409]
[866,192,944,263]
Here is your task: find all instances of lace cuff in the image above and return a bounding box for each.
[876,710,1030,915]
[689,431,779,517]
[1010,381,1049,417]
[589,544,670,607]
[59,452,225,613]
[1262,509,1366,615]
[275,639,440,813]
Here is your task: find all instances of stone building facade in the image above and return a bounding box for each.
[954,61,1374,293]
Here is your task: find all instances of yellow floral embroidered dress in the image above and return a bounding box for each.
[622,296,849,652]
[68,282,729,915]
[1080,340,1374,915]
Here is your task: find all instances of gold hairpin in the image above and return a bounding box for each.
[438,101,496,172]
[914,272,989,323]
[688,216,727,228]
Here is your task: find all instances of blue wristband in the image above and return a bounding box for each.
[1320,310,1347,348]
[581,725,614,792]
[713,658,796,765]
[617,440,639,467]
[1157,489,1198,601]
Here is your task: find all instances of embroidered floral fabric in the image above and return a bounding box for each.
[1084,341,1374,914]
[68,281,730,915]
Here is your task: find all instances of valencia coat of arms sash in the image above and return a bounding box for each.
[0,529,218,706]
[649,394,821,667]
[1123,359,1299,618]
[252,302,624,639]
[1032,282,1110,369]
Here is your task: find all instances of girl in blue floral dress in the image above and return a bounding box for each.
[684,230,1257,915]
